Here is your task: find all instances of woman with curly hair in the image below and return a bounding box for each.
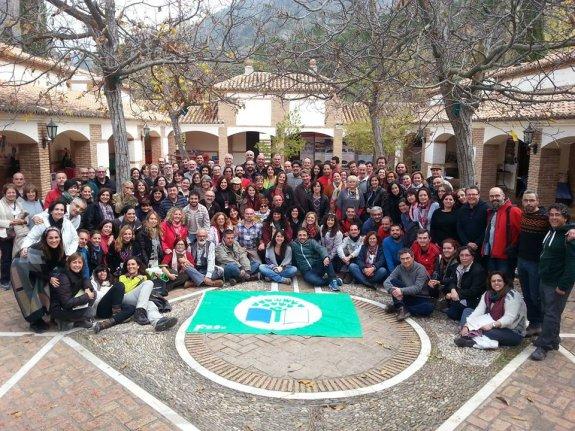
[107,225,142,274]
[214,177,237,216]
[208,211,231,245]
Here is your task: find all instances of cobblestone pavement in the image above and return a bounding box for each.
[0,281,573,431]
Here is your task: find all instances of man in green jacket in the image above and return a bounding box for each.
[531,204,575,361]
[290,229,342,291]
[215,230,259,285]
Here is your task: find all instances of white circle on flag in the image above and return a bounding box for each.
[234,295,322,331]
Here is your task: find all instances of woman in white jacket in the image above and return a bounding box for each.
[0,183,28,289]
[90,265,136,333]
[21,201,79,257]
[455,271,527,349]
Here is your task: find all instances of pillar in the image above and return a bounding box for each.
[333,126,343,161]
[22,122,52,198]
[471,128,486,189]
[527,130,559,207]
[218,126,228,165]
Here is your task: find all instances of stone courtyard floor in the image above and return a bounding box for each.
[0,278,573,431]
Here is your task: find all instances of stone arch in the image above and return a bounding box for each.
[50,129,90,175]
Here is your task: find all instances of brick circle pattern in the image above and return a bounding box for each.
[182,296,425,396]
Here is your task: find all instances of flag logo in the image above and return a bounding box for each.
[234,295,322,331]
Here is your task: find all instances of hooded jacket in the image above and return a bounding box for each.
[290,239,328,272]
[539,223,575,293]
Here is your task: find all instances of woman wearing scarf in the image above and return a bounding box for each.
[428,238,459,301]
[60,179,79,205]
[364,175,388,215]
[330,171,344,213]
[11,227,66,332]
[303,211,321,241]
[239,184,262,215]
[21,201,79,257]
[306,181,330,222]
[348,231,387,288]
[160,237,195,290]
[444,246,486,322]
[83,188,115,231]
[456,271,527,349]
[208,212,231,245]
[412,188,439,231]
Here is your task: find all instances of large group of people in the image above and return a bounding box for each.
[2,151,574,362]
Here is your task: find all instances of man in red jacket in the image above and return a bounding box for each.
[411,229,440,276]
[482,187,522,279]
[44,171,67,209]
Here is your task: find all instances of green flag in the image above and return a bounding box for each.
[187,291,362,338]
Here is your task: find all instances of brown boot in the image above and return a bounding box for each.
[93,319,116,334]
[204,277,224,287]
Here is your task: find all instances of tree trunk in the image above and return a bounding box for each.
[443,94,476,187]
[368,101,385,158]
[104,76,131,185]
[170,112,186,157]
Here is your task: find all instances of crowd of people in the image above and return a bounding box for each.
[1,151,574,361]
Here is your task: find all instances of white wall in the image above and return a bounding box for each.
[236,99,272,126]
[290,99,325,127]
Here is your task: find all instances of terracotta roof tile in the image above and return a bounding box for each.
[214,71,331,93]
[0,81,166,121]
[179,104,221,124]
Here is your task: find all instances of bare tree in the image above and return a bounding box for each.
[1,0,268,183]
[408,0,575,186]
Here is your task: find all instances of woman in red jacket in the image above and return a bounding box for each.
[161,237,195,289]
[160,207,188,256]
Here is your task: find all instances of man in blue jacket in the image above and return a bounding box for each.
[290,228,342,291]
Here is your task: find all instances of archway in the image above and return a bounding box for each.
[227,131,273,163]
[480,134,525,199]
[403,132,423,173]
[144,130,161,165]
[542,136,575,210]
[0,130,37,183]
[185,131,219,161]
[49,130,90,177]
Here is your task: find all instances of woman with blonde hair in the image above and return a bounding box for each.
[136,211,163,267]
[160,207,188,256]
[303,211,321,241]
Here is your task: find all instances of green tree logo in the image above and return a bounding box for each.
[252,297,305,323]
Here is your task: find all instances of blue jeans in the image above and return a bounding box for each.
[460,307,475,327]
[517,257,542,326]
[388,277,434,316]
[348,263,387,288]
[223,261,259,280]
[392,296,434,317]
[302,263,337,286]
[258,265,297,283]
[446,301,467,322]
[482,328,523,346]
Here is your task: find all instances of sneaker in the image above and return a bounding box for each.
[30,319,50,333]
[336,278,343,287]
[73,320,93,329]
[155,316,178,332]
[134,308,150,326]
[454,336,476,348]
[328,280,340,292]
[530,347,547,361]
[396,307,411,321]
[525,325,541,337]
[383,303,396,314]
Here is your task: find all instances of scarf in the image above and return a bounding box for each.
[306,223,318,239]
[99,202,114,221]
[171,251,185,271]
[365,245,378,265]
[485,287,512,321]
[48,215,64,230]
[417,201,431,228]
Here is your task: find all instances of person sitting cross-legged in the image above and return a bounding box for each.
[215,229,259,284]
[348,231,387,289]
[291,228,342,291]
[455,271,527,349]
[382,248,433,321]
[258,230,298,285]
